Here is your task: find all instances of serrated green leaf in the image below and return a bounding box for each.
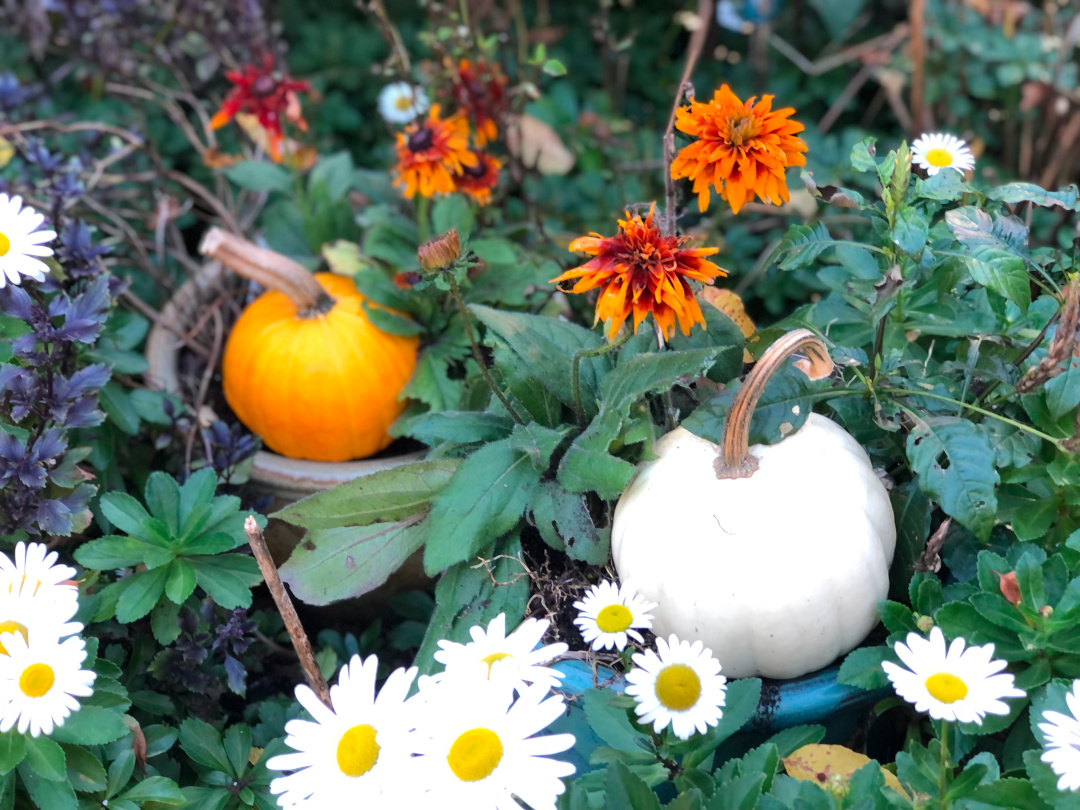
[22,736,65,782]
[179,718,233,775]
[583,689,650,753]
[50,706,129,746]
[115,567,170,623]
[60,744,105,793]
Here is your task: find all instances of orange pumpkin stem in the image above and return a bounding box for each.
[714,328,833,480]
[199,227,335,316]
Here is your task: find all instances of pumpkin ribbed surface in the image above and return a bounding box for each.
[222,273,419,462]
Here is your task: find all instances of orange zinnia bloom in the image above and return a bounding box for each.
[210,56,310,163]
[451,59,507,147]
[671,85,807,214]
[452,151,502,206]
[393,105,476,199]
[552,205,726,342]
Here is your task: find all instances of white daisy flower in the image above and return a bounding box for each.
[434,613,567,694]
[625,634,727,740]
[0,632,95,737]
[882,627,1025,724]
[1039,680,1080,791]
[911,133,975,176]
[573,580,656,651]
[413,677,575,809]
[267,655,419,807]
[0,194,55,289]
[378,82,429,125]
[0,592,81,655]
[0,541,79,605]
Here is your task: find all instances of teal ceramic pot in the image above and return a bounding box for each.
[549,658,888,774]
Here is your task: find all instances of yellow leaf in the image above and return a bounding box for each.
[700,287,755,363]
[782,744,907,797]
[321,240,370,277]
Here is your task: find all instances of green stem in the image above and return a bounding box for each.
[938,720,950,809]
[889,389,1062,446]
[417,195,430,245]
[446,273,525,424]
[572,330,633,425]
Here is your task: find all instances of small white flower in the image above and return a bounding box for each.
[412,676,575,809]
[267,655,419,807]
[378,82,429,125]
[0,592,81,654]
[882,627,1025,724]
[911,133,975,176]
[0,542,79,605]
[0,632,95,737]
[572,580,655,651]
[0,194,55,288]
[1039,680,1080,791]
[625,634,727,740]
[434,613,567,694]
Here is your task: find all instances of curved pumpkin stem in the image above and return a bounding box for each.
[714,328,833,480]
[200,227,335,316]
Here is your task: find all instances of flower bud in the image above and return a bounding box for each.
[1041,605,1053,618]
[915,614,935,634]
[418,229,461,272]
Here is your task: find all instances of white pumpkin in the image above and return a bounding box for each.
[611,330,896,680]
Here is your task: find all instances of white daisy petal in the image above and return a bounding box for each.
[911,132,975,176]
[625,633,727,740]
[1039,680,1080,792]
[882,627,1024,725]
[573,580,656,652]
[0,633,96,737]
[0,195,54,288]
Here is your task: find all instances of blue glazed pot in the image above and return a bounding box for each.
[549,658,888,774]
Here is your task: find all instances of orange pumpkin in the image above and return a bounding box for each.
[203,230,419,462]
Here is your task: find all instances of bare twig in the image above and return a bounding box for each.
[914,518,951,574]
[244,516,331,708]
[909,0,926,135]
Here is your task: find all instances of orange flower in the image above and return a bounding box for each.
[671,85,807,214]
[393,104,476,199]
[451,59,507,146]
[210,56,310,164]
[452,150,502,206]
[551,205,726,341]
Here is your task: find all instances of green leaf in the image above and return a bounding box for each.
[891,205,928,255]
[769,223,839,271]
[188,555,262,609]
[179,786,231,810]
[73,536,149,570]
[471,305,611,416]
[850,137,878,172]
[1025,748,1080,809]
[400,412,514,446]
[766,726,826,758]
[935,603,1030,661]
[223,161,292,192]
[1046,351,1080,421]
[583,689,650,753]
[309,151,355,201]
[529,481,609,564]
[990,182,1080,211]
[17,761,76,810]
[118,776,186,805]
[22,737,65,782]
[604,761,661,810]
[145,472,182,537]
[361,301,425,337]
[165,558,198,604]
[273,460,460,531]
[906,416,999,541]
[115,566,170,623]
[431,195,474,240]
[50,706,129,746]
[837,645,893,690]
[60,745,105,793]
[423,440,540,575]
[945,206,1031,312]
[106,748,135,799]
[100,382,141,435]
[509,423,571,471]
[557,418,638,499]
[969,777,1051,809]
[280,519,428,606]
[99,492,153,538]
[179,718,233,775]
[151,598,182,645]
[223,725,253,780]
[681,679,762,769]
[0,735,25,776]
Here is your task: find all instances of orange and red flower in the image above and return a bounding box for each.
[452,150,502,206]
[210,56,311,163]
[670,85,807,214]
[451,59,507,147]
[551,205,726,342]
[393,104,476,199]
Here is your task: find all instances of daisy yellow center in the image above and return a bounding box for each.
[0,232,9,257]
[336,724,380,777]
[19,663,54,698]
[447,727,503,782]
[0,621,29,655]
[596,604,633,634]
[655,664,701,712]
[480,651,511,676]
[924,672,968,704]
[395,96,414,111]
[925,148,954,168]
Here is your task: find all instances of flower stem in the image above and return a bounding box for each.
[938,720,950,809]
[572,330,633,425]
[417,195,430,245]
[446,272,525,424]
